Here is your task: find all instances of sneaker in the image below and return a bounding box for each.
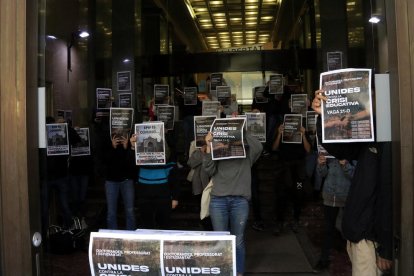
[252,221,264,231]
[312,260,329,273]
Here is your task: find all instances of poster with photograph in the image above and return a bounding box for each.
[194,116,216,148]
[202,101,221,117]
[216,86,231,106]
[110,108,134,140]
[88,231,236,276]
[306,111,317,145]
[96,88,112,109]
[291,94,308,116]
[154,85,170,105]
[119,93,132,108]
[282,114,303,144]
[46,123,69,156]
[246,112,266,142]
[184,87,198,105]
[253,86,268,103]
[157,105,175,130]
[71,128,91,156]
[269,74,284,95]
[210,72,223,92]
[327,51,343,71]
[117,71,131,91]
[134,122,166,165]
[320,68,374,143]
[210,118,246,160]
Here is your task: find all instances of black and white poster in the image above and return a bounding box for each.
[210,118,246,160]
[117,71,131,91]
[216,86,231,106]
[327,51,343,71]
[210,72,223,92]
[184,87,198,105]
[253,86,268,103]
[291,94,308,116]
[306,111,317,133]
[320,68,374,143]
[71,128,91,156]
[246,112,266,142]
[154,84,170,105]
[157,105,175,130]
[194,116,216,148]
[46,123,69,156]
[119,93,132,108]
[134,122,166,165]
[202,100,221,117]
[110,108,134,140]
[96,88,112,109]
[269,74,284,95]
[282,114,303,144]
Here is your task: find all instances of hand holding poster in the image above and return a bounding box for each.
[110,108,134,140]
[134,122,166,165]
[194,116,216,148]
[210,118,246,160]
[320,68,374,143]
[46,123,69,156]
[157,105,175,130]
[282,114,303,144]
[246,112,266,142]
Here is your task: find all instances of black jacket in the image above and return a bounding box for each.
[316,116,393,260]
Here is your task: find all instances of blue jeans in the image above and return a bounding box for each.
[209,195,249,274]
[105,179,136,230]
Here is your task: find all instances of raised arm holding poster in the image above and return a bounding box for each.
[282,114,303,144]
[202,100,221,117]
[71,127,91,156]
[210,118,246,160]
[134,122,166,165]
[320,68,374,143]
[46,123,69,156]
[253,86,268,103]
[194,115,216,148]
[269,74,284,95]
[154,84,170,105]
[184,87,198,105]
[110,108,134,140]
[246,112,266,142]
[291,94,308,116]
[157,105,175,130]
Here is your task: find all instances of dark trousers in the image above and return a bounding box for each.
[320,205,341,263]
[251,163,262,222]
[139,197,171,229]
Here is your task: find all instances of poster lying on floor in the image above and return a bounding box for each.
[46,123,69,156]
[194,115,217,148]
[210,117,246,160]
[245,112,266,142]
[89,231,236,276]
[320,68,374,143]
[134,122,166,165]
[110,108,134,140]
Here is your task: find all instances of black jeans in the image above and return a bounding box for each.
[320,205,341,263]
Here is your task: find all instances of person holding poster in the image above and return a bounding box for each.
[272,119,311,235]
[312,90,393,275]
[130,134,180,230]
[202,130,262,276]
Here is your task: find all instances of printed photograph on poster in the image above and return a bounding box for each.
[154,84,170,105]
[306,111,317,146]
[71,127,91,156]
[157,105,175,130]
[216,86,231,106]
[269,74,284,95]
[202,100,221,117]
[320,68,374,143]
[327,51,343,71]
[210,118,246,160]
[282,114,303,144]
[118,93,132,108]
[210,72,223,92]
[88,232,161,276]
[316,136,334,158]
[96,88,112,109]
[253,86,268,103]
[246,112,266,142]
[291,94,308,116]
[117,71,131,91]
[184,87,198,105]
[110,108,134,140]
[46,123,69,156]
[194,116,216,148]
[134,122,166,165]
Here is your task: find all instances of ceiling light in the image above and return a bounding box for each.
[79,31,90,38]
[369,16,380,23]
[46,35,57,40]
